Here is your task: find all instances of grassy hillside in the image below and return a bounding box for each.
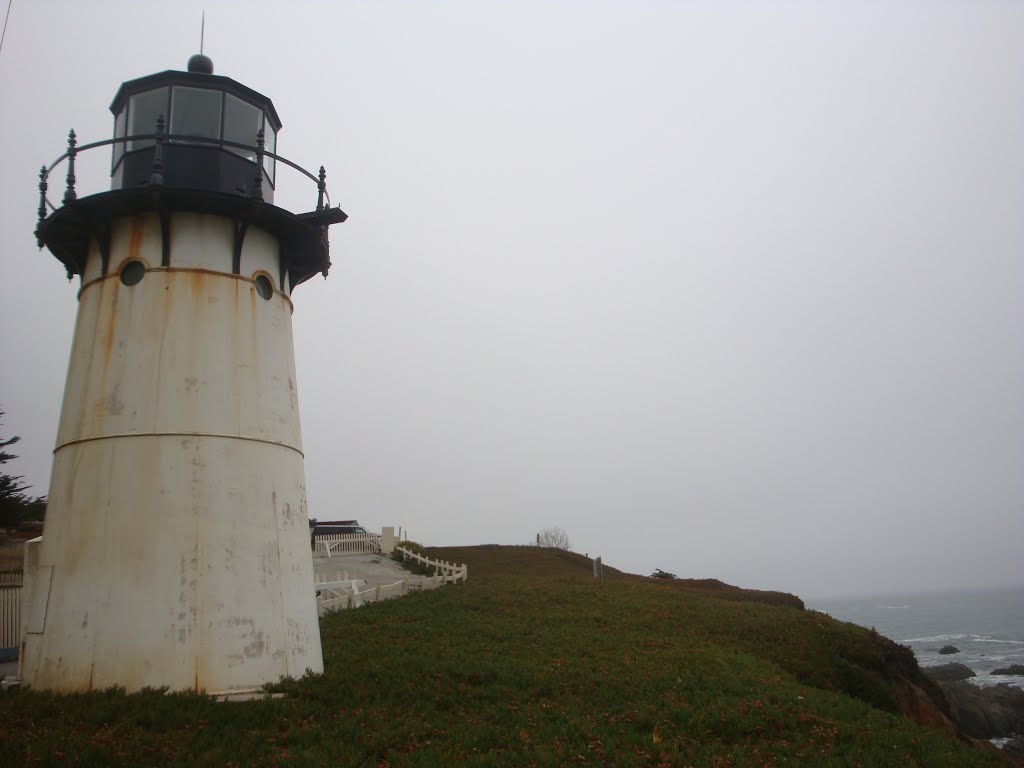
[0,545,1007,767]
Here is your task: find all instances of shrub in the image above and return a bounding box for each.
[392,540,433,575]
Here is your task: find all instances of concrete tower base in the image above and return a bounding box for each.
[20,213,324,693]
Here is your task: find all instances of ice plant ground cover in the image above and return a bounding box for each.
[0,546,1006,766]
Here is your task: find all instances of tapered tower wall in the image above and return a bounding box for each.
[20,211,323,693]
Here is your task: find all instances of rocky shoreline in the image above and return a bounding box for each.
[923,662,1024,761]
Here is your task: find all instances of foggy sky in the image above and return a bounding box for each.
[1,1,1022,599]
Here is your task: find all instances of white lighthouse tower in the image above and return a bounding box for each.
[22,54,346,693]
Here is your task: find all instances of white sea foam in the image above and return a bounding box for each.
[972,637,1024,645]
[974,674,1024,688]
[979,653,1024,662]
[902,633,1023,645]
[902,633,971,643]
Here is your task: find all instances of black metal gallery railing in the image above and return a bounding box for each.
[37,116,333,240]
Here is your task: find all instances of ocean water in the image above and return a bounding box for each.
[807,588,1024,690]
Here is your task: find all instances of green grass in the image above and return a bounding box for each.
[0,546,1005,767]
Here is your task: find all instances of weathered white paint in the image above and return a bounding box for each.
[20,212,323,693]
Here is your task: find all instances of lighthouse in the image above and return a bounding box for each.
[22,54,346,693]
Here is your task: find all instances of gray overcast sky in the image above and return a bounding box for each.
[1,1,1022,599]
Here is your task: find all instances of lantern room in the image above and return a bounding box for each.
[35,55,346,292]
[109,55,281,202]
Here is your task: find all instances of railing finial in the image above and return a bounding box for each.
[149,115,166,186]
[316,165,326,212]
[36,165,49,247]
[62,130,77,204]
[252,128,265,199]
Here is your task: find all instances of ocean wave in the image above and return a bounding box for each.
[903,633,1023,645]
[973,674,1024,690]
[974,652,1024,663]
[881,605,911,609]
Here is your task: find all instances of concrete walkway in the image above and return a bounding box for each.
[312,551,414,587]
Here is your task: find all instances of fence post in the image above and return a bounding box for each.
[381,526,395,555]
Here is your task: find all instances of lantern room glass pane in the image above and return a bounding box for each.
[112,107,127,169]
[170,86,222,142]
[263,122,276,185]
[128,87,168,151]
[223,93,261,161]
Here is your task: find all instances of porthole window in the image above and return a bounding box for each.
[254,274,273,300]
[120,260,146,286]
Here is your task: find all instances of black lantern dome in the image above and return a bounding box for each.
[187,53,214,74]
[109,57,282,203]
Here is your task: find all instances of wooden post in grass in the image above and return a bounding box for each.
[593,556,603,584]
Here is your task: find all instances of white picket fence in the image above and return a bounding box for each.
[316,577,404,613]
[313,532,382,557]
[394,546,469,584]
[315,573,454,614]
[1,588,21,653]
[1,572,22,654]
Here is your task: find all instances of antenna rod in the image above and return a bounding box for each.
[200,10,205,55]
[0,0,14,57]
